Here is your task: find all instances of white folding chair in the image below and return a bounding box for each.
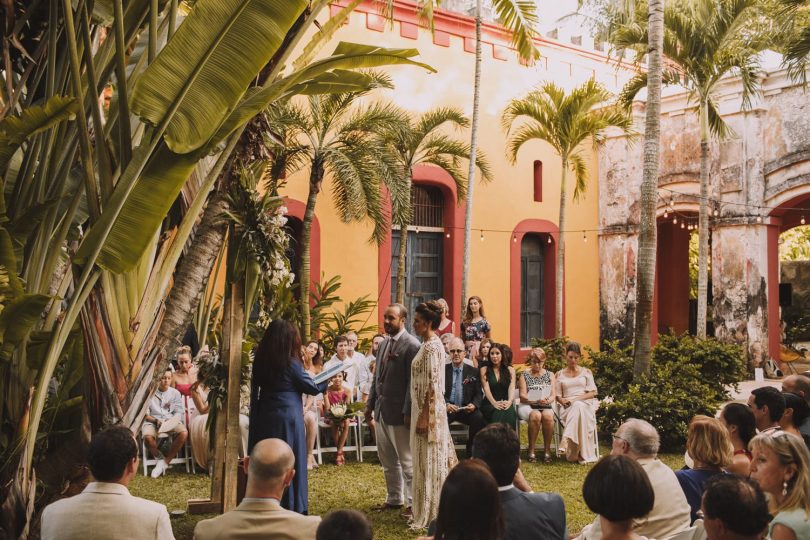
[314,415,361,464]
[448,421,470,451]
[552,402,599,459]
[140,423,194,476]
[356,416,377,462]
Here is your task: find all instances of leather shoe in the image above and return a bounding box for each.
[371,502,402,512]
[400,506,413,519]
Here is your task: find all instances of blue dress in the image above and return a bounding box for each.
[248,359,328,514]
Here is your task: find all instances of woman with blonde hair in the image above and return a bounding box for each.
[675,415,733,523]
[749,431,810,540]
[435,298,455,337]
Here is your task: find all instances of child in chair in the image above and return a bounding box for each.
[323,371,351,465]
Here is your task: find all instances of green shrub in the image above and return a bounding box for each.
[591,334,745,451]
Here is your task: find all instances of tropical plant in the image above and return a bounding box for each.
[613,0,767,339]
[0,0,433,530]
[777,0,810,80]
[381,107,492,302]
[502,79,633,337]
[265,73,412,340]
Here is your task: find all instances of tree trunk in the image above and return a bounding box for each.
[460,0,483,321]
[300,162,323,341]
[556,160,568,337]
[395,170,412,304]
[632,0,664,379]
[220,275,245,512]
[696,98,710,339]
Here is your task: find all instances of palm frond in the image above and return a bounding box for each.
[492,0,541,62]
[568,152,589,201]
[706,98,733,140]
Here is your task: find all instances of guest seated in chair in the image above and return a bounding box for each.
[444,337,486,458]
[582,455,655,540]
[555,341,599,463]
[142,368,188,478]
[518,347,556,463]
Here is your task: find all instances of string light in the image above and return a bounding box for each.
[512,234,517,242]
[664,210,669,218]
[681,222,686,229]
[714,208,720,217]
[415,226,420,234]
[802,216,806,225]
[673,217,678,224]
[445,232,451,238]
[547,235,552,244]
[756,215,763,223]
[582,231,587,242]
[480,231,484,242]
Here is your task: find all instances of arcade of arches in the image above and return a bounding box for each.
[599,68,810,369]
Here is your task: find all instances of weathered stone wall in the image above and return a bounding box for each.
[598,68,810,367]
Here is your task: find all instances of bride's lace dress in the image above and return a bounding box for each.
[409,334,457,529]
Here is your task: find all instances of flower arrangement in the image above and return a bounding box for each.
[325,402,365,422]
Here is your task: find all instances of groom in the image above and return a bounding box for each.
[365,303,420,517]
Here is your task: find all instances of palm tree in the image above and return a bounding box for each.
[777,0,810,81]
[502,79,633,337]
[382,107,492,303]
[266,74,406,340]
[632,0,665,378]
[614,0,765,338]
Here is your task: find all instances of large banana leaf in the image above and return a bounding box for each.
[130,0,309,154]
[212,43,436,142]
[0,294,51,361]
[0,96,78,176]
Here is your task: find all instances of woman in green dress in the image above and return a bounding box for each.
[480,343,517,427]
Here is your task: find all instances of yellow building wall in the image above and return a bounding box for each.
[280,3,635,353]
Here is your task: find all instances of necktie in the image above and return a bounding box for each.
[451,367,463,406]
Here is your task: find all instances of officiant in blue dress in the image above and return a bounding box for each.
[249,319,329,514]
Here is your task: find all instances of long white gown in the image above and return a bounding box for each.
[409,335,457,529]
[556,367,599,463]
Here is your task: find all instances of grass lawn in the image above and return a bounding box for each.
[130,452,684,539]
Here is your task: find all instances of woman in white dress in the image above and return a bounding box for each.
[410,300,458,530]
[555,341,599,463]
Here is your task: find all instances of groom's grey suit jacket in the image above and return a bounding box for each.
[366,330,420,426]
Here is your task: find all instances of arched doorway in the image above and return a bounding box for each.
[391,185,445,322]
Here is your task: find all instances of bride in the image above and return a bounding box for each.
[410,300,458,530]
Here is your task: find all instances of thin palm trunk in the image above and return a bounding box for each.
[556,160,568,337]
[395,169,412,304]
[300,162,323,341]
[696,97,710,338]
[461,0,483,321]
[632,0,664,378]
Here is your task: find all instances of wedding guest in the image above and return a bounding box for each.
[583,455,654,540]
[194,439,321,539]
[461,296,490,364]
[577,419,691,540]
[324,336,361,399]
[475,338,493,370]
[365,304,419,517]
[676,416,733,523]
[346,332,370,399]
[781,392,810,448]
[409,301,457,529]
[316,510,372,540]
[142,368,188,478]
[248,319,328,514]
[323,372,351,466]
[417,459,503,540]
[701,475,771,540]
[172,345,199,421]
[472,424,566,540]
[719,402,756,476]
[435,298,456,337]
[748,386,786,433]
[783,375,810,439]
[302,344,321,470]
[444,336,486,458]
[555,342,598,463]
[480,343,517,427]
[41,426,173,540]
[749,431,810,540]
[518,347,556,463]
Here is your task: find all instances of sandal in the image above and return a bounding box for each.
[543,453,552,464]
[336,451,345,466]
[527,453,536,463]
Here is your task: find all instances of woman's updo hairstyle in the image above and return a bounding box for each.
[415,300,444,330]
[566,341,582,356]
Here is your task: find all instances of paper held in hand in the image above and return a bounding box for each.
[527,388,550,402]
[313,362,347,385]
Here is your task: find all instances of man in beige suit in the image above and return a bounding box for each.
[41,425,174,540]
[576,419,691,540]
[194,438,321,540]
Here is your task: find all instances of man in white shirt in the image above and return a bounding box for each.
[577,419,691,540]
[347,331,370,395]
[142,369,188,478]
[41,426,174,540]
[324,335,362,398]
[194,438,320,539]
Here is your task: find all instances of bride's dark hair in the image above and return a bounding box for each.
[415,300,443,330]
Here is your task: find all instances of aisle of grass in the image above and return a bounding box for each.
[130,452,684,539]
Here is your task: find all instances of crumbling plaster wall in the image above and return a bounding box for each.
[598,70,810,367]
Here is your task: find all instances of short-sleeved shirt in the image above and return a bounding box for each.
[461,318,491,342]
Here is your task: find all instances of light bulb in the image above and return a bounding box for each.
[802,215,806,225]
[582,232,587,242]
[513,234,517,243]
[681,222,685,229]
[480,231,484,241]
[756,215,762,223]
[547,235,552,244]
[445,232,451,238]
[714,209,720,217]
[664,210,669,219]
[415,226,420,234]
[673,217,678,224]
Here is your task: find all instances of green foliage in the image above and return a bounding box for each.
[780,226,810,261]
[592,334,745,451]
[529,335,575,374]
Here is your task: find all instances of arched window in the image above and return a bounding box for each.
[412,185,444,228]
[521,234,544,347]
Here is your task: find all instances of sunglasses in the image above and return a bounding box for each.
[450,349,465,354]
